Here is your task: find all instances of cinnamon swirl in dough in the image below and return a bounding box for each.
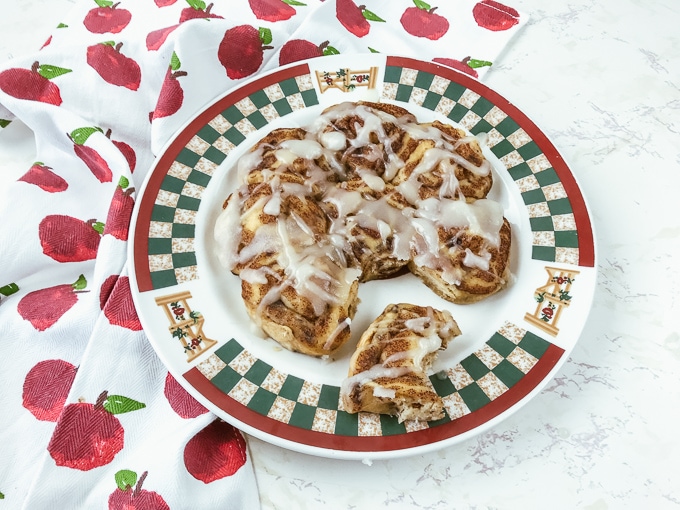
[340,303,461,422]
[213,101,511,357]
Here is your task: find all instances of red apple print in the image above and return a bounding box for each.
[0,61,71,105]
[22,359,77,422]
[39,214,103,262]
[179,0,223,22]
[18,162,69,192]
[146,25,180,51]
[69,126,113,182]
[279,39,339,66]
[433,57,492,78]
[83,0,132,34]
[164,372,208,419]
[472,0,520,31]
[87,41,141,91]
[184,419,247,483]
[100,274,143,330]
[249,0,304,22]
[219,25,273,80]
[335,0,384,38]
[48,390,145,470]
[108,470,169,510]
[155,0,178,5]
[400,0,449,40]
[150,53,187,121]
[105,128,136,172]
[17,274,88,331]
[103,176,135,241]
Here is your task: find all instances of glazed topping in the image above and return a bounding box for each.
[214,101,505,316]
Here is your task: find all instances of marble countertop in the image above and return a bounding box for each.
[2,0,678,508]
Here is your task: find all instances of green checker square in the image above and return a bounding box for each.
[519,330,551,359]
[530,216,555,232]
[532,245,556,262]
[517,141,542,161]
[429,373,456,397]
[278,375,304,401]
[279,77,300,96]
[457,383,491,412]
[535,167,560,187]
[272,97,293,117]
[187,169,212,187]
[249,89,271,109]
[160,174,185,194]
[288,402,316,429]
[202,146,227,165]
[247,388,277,415]
[508,162,533,181]
[489,139,516,160]
[247,110,268,130]
[147,237,171,255]
[223,127,247,146]
[447,103,470,123]
[151,205,175,223]
[222,104,245,124]
[395,84,413,103]
[492,359,525,389]
[317,385,341,410]
[380,415,407,436]
[209,365,242,394]
[495,116,521,137]
[244,359,273,386]
[171,223,195,238]
[486,332,517,357]
[177,195,200,212]
[470,96,494,117]
[555,230,579,248]
[383,65,402,84]
[334,410,359,436]
[172,251,196,268]
[459,354,491,381]
[414,71,434,89]
[197,124,221,145]
[469,118,493,136]
[175,148,201,168]
[522,188,548,205]
[548,197,573,215]
[150,269,176,290]
[443,81,466,101]
[301,89,319,107]
[428,414,451,428]
[422,91,444,112]
[215,339,244,364]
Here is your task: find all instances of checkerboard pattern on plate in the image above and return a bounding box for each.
[382,65,580,266]
[146,74,318,290]
[194,321,552,437]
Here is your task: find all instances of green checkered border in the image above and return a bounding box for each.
[194,321,551,437]
[146,74,319,290]
[382,65,580,266]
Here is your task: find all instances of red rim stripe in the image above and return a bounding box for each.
[184,342,564,454]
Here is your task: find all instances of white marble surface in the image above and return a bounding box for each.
[2,0,679,508]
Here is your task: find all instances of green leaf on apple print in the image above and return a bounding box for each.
[323,45,340,56]
[95,0,115,7]
[0,119,11,128]
[282,0,306,5]
[37,64,73,80]
[70,126,104,145]
[115,469,138,491]
[57,23,69,29]
[71,274,88,291]
[412,0,431,10]
[362,9,385,22]
[259,27,273,46]
[91,221,106,235]
[118,175,130,189]
[104,395,146,415]
[0,282,20,297]
[170,52,182,72]
[0,491,4,499]
[368,47,380,53]
[468,58,493,69]
[186,0,207,10]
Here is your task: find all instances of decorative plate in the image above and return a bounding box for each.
[129,54,596,460]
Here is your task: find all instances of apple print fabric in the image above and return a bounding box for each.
[0,0,525,507]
